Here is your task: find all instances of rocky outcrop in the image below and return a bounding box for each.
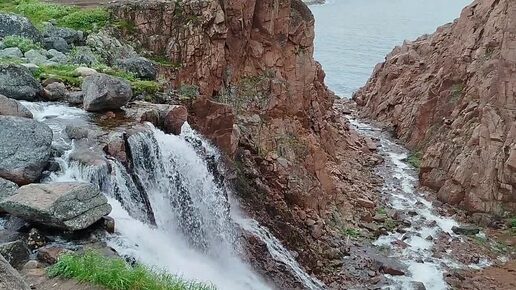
[115,57,156,80]
[110,0,380,283]
[354,0,516,214]
[0,182,112,231]
[0,254,30,290]
[82,73,133,112]
[0,64,43,101]
[0,94,33,118]
[0,116,52,185]
[0,13,41,41]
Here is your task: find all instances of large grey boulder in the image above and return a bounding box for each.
[0,116,52,184]
[116,57,157,80]
[43,24,83,45]
[24,49,48,65]
[0,182,112,231]
[43,36,70,53]
[0,47,23,59]
[0,64,43,101]
[0,94,33,118]
[82,73,133,112]
[0,254,30,290]
[0,13,41,41]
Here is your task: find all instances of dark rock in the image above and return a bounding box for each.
[42,36,70,53]
[82,73,133,112]
[0,64,43,101]
[0,116,52,184]
[0,240,30,268]
[410,281,426,290]
[115,57,157,80]
[43,24,83,45]
[101,216,115,234]
[451,225,480,235]
[0,94,33,118]
[0,182,112,231]
[0,177,19,205]
[66,91,84,105]
[0,13,41,41]
[0,254,31,290]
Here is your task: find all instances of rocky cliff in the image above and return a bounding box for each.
[354,0,516,215]
[110,0,380,284]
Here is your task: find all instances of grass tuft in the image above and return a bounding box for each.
[407,151,422,169]
[48,251,216,290]
[0,0,108,31]
[33,64,82,87]
[3,35,41,52]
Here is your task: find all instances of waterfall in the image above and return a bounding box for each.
[21,101,324,290]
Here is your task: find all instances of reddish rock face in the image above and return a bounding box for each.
[354,0,516,214]
[111,0,381,284]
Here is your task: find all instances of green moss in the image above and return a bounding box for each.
[33,64,82,87]
[178,84,199,101]
[383,218,397,231]
[132,80,161,96]
[149,56,181,69]
[114,19,137,34]
[0,0,108,31]
[341,228,360,238]
[2,35,41,53]
[407,151,422,169]
[47,251,215,290]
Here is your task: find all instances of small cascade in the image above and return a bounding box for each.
[21,101,323,290]
[347,118,490,290]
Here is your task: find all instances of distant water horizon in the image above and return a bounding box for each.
[310,0,472,98]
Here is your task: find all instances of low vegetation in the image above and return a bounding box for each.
[341,227,361,238]
[407,151,422,169]
[3,35,41,52]
[34,64,82,87]
[48,251,216,290]
[0,0,108,31]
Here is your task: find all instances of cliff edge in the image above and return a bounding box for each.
[354,0,516,215]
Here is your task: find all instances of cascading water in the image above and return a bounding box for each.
[21,101,324,290]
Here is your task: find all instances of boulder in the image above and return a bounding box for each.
[66,91,84,105]
[69,46,98,66]
[0,182,112,231]
[37,246,71,265]
[0,47,23,58]
[0,116,52,184]
[0,94,33,118]
[65,124,89,140]
[0,64,43,101]
[0,13,41,41]
[164,105,188,135]
[82,73,133,112]
[43,82,67,101]
[0,240,30,269]
[451,225,480,235]
[115,57,157,80]
[47,49,67,64]
[43,24,83,45]
[86,31,138,64]
[0,254,30,290]
[74,67,98,77]
[43,36,70,53]
[24,49,48,65]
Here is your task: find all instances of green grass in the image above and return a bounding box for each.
[341,227,360,238]
[0,0,108,31]
[407,152,422,169]
[2,35,41,52]
[47,251,216,290]
[34,64,82,87]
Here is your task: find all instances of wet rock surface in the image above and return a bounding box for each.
[0,116,53,185]
[0,182,112,231]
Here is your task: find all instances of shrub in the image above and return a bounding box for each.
[2,35,41,53]
[407,151,422,169]
[48,251,216,290]
[178,84,199,101]
[341,228,360,238]
[132,80,161,96]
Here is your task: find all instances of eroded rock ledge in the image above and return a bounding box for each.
[354,0,516,215]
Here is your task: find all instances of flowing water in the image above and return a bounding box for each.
[311,0,472,98]
[21,101,324,290]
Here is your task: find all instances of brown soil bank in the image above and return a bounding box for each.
[354,0,516,215]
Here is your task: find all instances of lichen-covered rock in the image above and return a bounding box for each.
[0,177,18,210]
[115,57,157,80]
[0,182,112,231]
[0,13,41,41]
[82,73,133,112]
[24,49,48,65]
[69,46,98,66]
[0,64,43,101]
[43,24,83,45]
[353,0,516,214]
[0,254,30,290]
[86,31,138,64]
[0,116,52,185]
[43,36,70,53]
[0,94,32,118]
[0,47,23,59]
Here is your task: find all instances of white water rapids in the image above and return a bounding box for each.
[21,101,324,290]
